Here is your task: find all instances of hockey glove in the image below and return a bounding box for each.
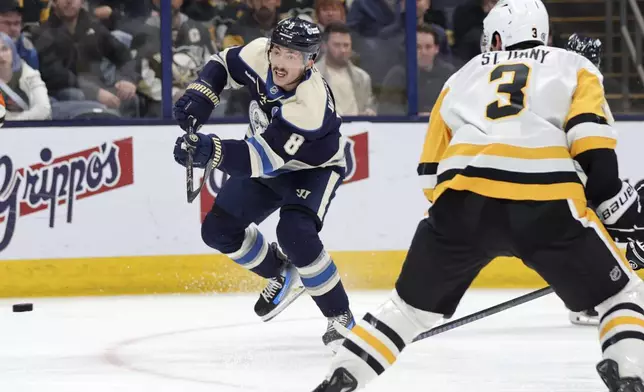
[173,80,220,132]
[626,240,644,271]
[173,132,224,169]
[596,181,644,243]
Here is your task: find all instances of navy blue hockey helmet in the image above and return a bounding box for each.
[271,17,322,60]
[566,33,603,68]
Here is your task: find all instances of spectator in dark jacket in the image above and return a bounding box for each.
[223,0,279,49]
[35,0,140,114]
[452,0,497,62]
[378,24,455,115]
[346,0,395,38]
[0,1,39,69]
[89,0,151,33]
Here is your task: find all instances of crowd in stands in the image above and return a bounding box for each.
[0,0,565,120]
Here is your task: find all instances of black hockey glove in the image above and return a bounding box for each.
[626,240,644,271]
[596,181,644,243]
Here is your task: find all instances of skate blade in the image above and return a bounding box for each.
[569,312,599,326]
[260,285,306,322]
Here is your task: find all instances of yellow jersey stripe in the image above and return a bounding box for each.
[351,325,397,365]
[569,136,617,158]
[564,68,607,128]
[419,88,451,166]
[600,316,644,340]
[434,175,586,203]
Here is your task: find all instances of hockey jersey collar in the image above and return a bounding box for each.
[265,66,313,100]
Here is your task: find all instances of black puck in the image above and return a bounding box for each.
[13,303,33,312]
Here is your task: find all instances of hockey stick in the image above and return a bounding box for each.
[184,117,214,203]
[412,286,554,342]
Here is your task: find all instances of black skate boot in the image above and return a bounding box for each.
[597,359,644,392]
[322,310,355,351]
[569,308,599,326]
[312,367,358,392]
[254,244,305,322]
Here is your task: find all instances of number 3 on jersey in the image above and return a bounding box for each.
[486,63,531,120]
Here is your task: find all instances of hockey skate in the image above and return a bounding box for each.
[569,308,599,326]
[254,244,305,322]
[322,310,355,351]
[597,359,644,392]
[312,367,358,392]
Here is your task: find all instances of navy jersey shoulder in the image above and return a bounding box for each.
[211,38,345,177]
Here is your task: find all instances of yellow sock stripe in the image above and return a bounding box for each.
[351,325,397,365]
[600,316,644,340]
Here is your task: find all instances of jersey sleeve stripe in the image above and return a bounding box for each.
[419,88,451,203]
[565,113,608,133]
[245,135,285,175]
[569,136,617,158]
[564,68,607,127]
[566,120,616,141]
[245,141,263,177]
[417,162,438,175]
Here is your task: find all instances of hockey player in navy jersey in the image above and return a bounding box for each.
[172,17,354,348]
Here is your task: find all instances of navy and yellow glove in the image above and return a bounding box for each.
[173,80,220,131]
[173,132,224,169]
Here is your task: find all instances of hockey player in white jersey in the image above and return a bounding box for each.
[313,1,644,391]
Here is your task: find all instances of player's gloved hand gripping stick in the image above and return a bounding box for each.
[183,117,211,203]
[173,77,223,203]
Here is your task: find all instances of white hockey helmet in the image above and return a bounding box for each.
[481,0,550,53]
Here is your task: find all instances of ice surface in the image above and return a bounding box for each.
[0,290,605,391]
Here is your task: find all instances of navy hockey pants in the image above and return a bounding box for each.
[201,168,349,317]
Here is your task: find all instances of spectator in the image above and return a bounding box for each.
[221,0,279,116]
[379,24,454,115]
[346,0,396,38]
[131,0,215,116]
[35,0,140,116]
[223,0,279,48]
[422,0,446,29]
[0,1,39,69]
[279,0,315,21]
[315,0,346,30]
[0,32,51,120]
[212,0,250,50]
[20,0,50,26]
[181,0,219,22]
[88,0,151,33]
[452,0,497,62]
[316,22,375,116]
[379,0,449,55]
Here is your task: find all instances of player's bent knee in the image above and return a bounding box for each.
[276,208,321,255]
[597,278,644,379]
[201,204,246,253]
